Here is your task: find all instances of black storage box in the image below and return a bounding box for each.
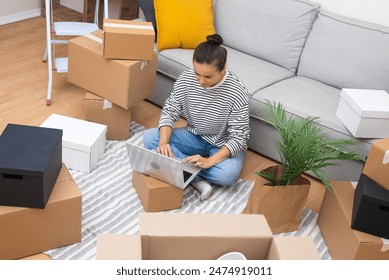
[352,174,389,239]
[0,124,62,208]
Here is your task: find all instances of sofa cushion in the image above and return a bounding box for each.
[157,46,294,95]
[213,0,320,72]
[154,0,215,51]
[298,11,389,92]
[249,75,374,158]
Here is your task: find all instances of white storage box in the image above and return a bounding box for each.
[336,89,389,138]
[41,114,107,173]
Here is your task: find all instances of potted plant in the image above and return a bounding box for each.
[244,100,363,233]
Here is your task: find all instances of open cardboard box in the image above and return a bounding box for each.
[97,213,320,260]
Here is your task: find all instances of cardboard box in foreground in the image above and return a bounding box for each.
[97,213,320,260]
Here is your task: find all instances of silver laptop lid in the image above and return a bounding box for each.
[126,142,200,189]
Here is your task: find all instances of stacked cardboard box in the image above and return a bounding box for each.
[351,138,389,239]
[96,213,320,260]
[0,123,82,259]
[68,20,157,140]
[319,138,389,259]
[318,181,389,259]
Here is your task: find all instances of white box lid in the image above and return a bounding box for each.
[340,88,389,118]
[40,114,107,152]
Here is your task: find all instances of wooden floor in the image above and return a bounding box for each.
[1,16,326,260]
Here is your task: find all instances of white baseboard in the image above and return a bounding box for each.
[0,9,42,26]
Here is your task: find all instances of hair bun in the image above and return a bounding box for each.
[206,34,223,46]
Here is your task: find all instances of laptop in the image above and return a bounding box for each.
[126,142,201,189]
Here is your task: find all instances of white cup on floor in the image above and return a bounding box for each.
[217,252,247,260]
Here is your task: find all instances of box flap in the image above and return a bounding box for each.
[341,89,389,118]
[268,236,320,260]
[40,114,106,153]
[96,233,142,260]
[139,212,272,237]
[85,91,104,101]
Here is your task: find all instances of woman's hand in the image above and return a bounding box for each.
[156,143,174,158]
[183,154,214,169]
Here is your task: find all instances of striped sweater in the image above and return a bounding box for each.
[159,69,250,156]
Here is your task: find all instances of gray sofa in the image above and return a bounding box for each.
[142,0,389,181]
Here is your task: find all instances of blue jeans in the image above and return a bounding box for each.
[143,127,245,187]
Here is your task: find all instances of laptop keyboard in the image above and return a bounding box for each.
[183,170,193,182]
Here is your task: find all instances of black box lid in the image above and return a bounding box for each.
[0,124,62,176]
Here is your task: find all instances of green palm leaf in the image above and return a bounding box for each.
[259,100,364,189]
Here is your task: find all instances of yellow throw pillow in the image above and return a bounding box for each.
[154,0,215,51]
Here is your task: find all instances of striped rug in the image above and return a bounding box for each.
[46,122,331,260]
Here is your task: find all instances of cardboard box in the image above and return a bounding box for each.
[0,164,82,260]
[363,138,389,190]
[336,88,389,138]
[96,213,320,260]
[85,91,132,140]
[352,174,389,239]
[41,114,107,173]
[103,19,155,60]
[0,124,62,208]
[68,30,158,109]
[139,213,273,260]
[267,236,320,260]
[132,170,183,212]
[317,181,389,259]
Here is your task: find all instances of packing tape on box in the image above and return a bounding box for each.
[84,33,103,45]
[140,61,147,70]
[104,23,154,30]
[103,99,112,110]
[381,238,389,252]
[383,150,389,164]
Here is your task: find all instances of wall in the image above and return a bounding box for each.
[0,0,41,25]
[316,0,389,27]
[1,0,389,27]
[0,0,121,25]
